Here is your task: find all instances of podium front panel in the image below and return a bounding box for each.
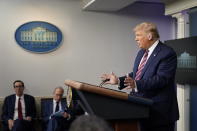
[77,90,149,120]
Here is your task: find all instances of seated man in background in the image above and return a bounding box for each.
[1,80,36,131]
[41,87,74,131]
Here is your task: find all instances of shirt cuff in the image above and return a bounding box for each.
[134,80,138,92]
[67,114,71,120]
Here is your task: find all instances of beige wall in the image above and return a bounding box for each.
[0,0,174,97]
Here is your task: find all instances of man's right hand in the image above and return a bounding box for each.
[8,119,14,130]
[101,72,119,85]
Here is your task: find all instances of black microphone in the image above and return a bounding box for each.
[99,79,110,87]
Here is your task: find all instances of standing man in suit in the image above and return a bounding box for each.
[101,22,179,131]
[41,87,73,131]
[1,80,36,131]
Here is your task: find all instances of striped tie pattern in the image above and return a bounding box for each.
[135,50,149,80]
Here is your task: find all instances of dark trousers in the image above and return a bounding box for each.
[2,119,34,131]
[47,117,70,131]
[12,119,34,131]
[140,122,175,131]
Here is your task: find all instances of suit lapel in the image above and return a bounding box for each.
[11,95,16,115]
[13,95,16,106]
[61,100,68,111]
[140,42,162,78]
[24,94,27,106]
[24,94,29,115]
[49,100,53,114]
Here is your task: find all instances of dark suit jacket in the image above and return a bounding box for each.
[1,94,36,130]
[41,98,73,131]
[41,99,68,123]
[119,42,179,126]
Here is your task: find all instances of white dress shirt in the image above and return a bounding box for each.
[53,100,62,113]
[14,95,26,120]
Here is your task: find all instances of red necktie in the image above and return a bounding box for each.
[18,98,23,119]
[135,50,149,80]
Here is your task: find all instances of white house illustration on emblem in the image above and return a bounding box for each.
[21,27,57,42]
[178,51,196,68]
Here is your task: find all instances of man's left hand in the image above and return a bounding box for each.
[25,116,32,121]
[124,75,135,89]
[63,112,69,118]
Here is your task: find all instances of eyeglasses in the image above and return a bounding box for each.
[14,86,24,88]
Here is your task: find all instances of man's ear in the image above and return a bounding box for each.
[147,33,153,40]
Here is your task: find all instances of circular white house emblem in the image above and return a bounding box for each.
[15,21,62,53]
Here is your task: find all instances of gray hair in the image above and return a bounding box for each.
[53,86,64,94]
[69,115,113,131]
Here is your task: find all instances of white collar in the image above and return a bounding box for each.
[148,40,159,52]
[146,40,159,58]
[53,99,60,104]
[16,94,24,99]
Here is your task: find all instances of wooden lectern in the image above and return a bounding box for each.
[65,80,153,131]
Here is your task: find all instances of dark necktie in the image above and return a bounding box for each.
[18,98,23,119]
[135,50,149,80]
[55,102,59,112]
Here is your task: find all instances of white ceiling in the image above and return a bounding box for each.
[82,0,172,11]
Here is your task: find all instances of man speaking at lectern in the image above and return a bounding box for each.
[101,22,179,131]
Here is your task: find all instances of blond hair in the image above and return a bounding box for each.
[134,22,160,39]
